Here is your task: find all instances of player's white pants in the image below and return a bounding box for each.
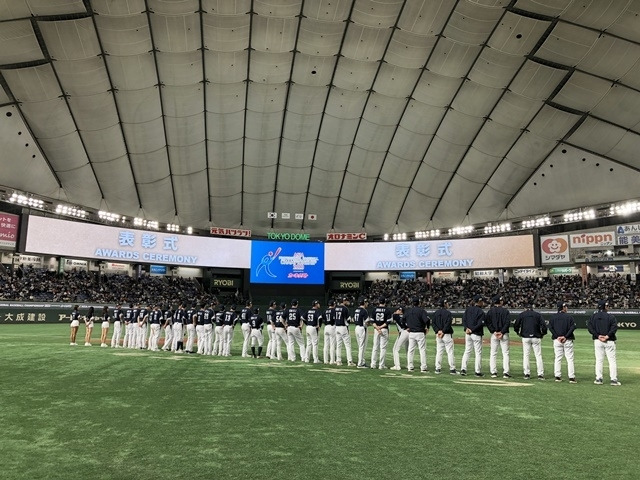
[137,323,147,349]
[148,324,161,351]
[222,325,234,356]
[241,323,251,357]
[171,323,183,351]
[305,326,320,362]
[130,324,140,348]
[355,326,368,366]
[287,326,305,361]
[407,332,427,371]
[490,333,510,374]
[392,329,410,369]
[213,326,224,355]
[186,324,196,353]
[266,324,276,358]
[196,325,205,354]
[250,329,264,347]
[594,340,617,380]
[371,329,389,368]
[123,323,133,348]
[522,337,543,376]
[553,339,575,379]
[461,334,483,374]
[274,327,287,360]
[204,324,213,355]
[335,326,353,364]
[163,325,173,351]
[111,321,121,348]
[323,325,336,364]
[435,333,455,371]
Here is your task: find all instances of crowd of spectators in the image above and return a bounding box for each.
[0,267,220,306]
[1,266,639,310]
[358,274,640,309]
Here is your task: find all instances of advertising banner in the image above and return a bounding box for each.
[150,265,167,275]
[569,231,615,248]
[250,241,324,285]
[0,212,20,249]
[24,215,251,268]
[540,235,570,264]
[615,224,640,245]
[325,235,534,271]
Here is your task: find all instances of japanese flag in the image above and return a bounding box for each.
[308,214,317,221]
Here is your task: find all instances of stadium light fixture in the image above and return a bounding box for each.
[9,192,44,209]
[610,201,640,216]
[186,226,193,235]
[98,210,121,222]
[484,223,511,234]
[166,223,180,232]
[56,204,87,219]
[448,226,474,236]
[415,229,440,239]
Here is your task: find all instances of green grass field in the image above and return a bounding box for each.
[1,325,638,480]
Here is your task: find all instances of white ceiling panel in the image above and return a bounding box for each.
[116,87,162,123]
[130,149,170,183]
[0,19,44,64]
[490,91,542,129]
[94,14,151,56]
[397,0,455,36]
[208,138,243,168]
[0,0,31,21]
[341,23,392,61]
[207,111,244,141]
[2,64,60,101]
[443,0,503,45]
[38,18,101,60]
[297,18,346,56]
[467,47,523,88]
[250,51,293,84]
[205,50,248,84]
[203,0,250,15]
[106,53,157,90]
[149,13,201,53]
[427,38,482,78]
[81,125,127,162]
[487,11,550,55]
[157,51,202,86]
[203,13,249,52]
[251,14,299,53]
[91,0,145,15]
[19,98,75,138]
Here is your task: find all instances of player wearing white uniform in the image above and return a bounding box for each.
[249,308,264,358]
[148,305,163,351]
[391,307,409,370]
[136,306,149,349]
[304,301,323,363]
[486,296,511,379]
[239,301,253,358]
[122,304,135,348]
[432,299,456,375]
[222,306,237,356]
[195,306,206,354]
[203,304,214,355]
[547,301,577,383]
[514,301,546,380]
[371,298,393,369]
[353,299,370,368]
[323,301,337,364]
[587,300,620,386]
[185,305,197,354]
[162,306,173,351]
[273,303,288,361]
[334,298,355,366]
[110,304,124,348]
[460,296,486,377]
[285,300,306,361]
[171,305,186,352]
[265,301,277,359]
[84,306,95,346]
[213,305,226,356]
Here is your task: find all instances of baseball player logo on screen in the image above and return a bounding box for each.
[251,241,325,285]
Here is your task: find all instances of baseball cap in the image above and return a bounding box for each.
[269,300,277,307]
[438,298,448,307]
[280,302,287,309]
[328,299,336,306]
[473,295,485,303]
[557,301,567,310]
[598,299,609,309]
[312,299,320,306]
[253,307,260,314]
[492,295,503,304]
[291,299,299,306]
[411,296,420,306]
[246,300,252,306]
[379,296,386,304]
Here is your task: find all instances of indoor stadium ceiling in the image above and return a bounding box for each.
[1,0,640,237]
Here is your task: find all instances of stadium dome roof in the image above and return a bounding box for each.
[1,0,639,237]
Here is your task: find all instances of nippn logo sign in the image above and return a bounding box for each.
[569,232,614,248]
[540,235,570,264]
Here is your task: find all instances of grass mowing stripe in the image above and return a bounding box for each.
[0,325,637,480]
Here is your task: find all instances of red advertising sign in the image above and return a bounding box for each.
[210,227,252,238]
[326,232,368,241]
[0,212,19,250]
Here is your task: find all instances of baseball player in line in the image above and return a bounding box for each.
[587,299,620,386]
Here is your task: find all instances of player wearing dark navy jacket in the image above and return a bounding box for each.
[587,300,620,386]
[432,299,456,375]
[304,301,323,363]
[514,302,547,380]
[486,295,511,378]
[370,298,393,369]
[548,301,576,383]
[239,301,253,358]
[249,308,264,358]
[460,295,486,377]
[284,300,306,361]
[353,298,370,368]
[323,300,337,364]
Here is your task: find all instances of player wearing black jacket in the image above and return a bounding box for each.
[334,297,355,366]
[323,300,336,364]
[304,301,323,364]
[587,300,620,386]
[548,301,577,383]
[249,308,264,358]
[432,299,456,375]
[460,295,486,377]
[404,298,431,373]
[370,298,393,369]
[486,295,511,378]
[239,301,253,358]
[514,302,547,380]
[284,299,306,361]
